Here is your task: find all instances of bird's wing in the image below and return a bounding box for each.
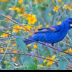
[34,26,60,34]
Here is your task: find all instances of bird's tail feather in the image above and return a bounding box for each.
[23,38,33,45]
[23,35,38,45]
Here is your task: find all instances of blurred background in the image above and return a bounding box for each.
[0,0,72,70]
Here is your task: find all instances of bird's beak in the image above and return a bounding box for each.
[70,24,72,27]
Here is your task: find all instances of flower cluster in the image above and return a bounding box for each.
[64,48,72,53]
[43,55,56,66]
[0,31,10,37]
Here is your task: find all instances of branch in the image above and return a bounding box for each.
[0,30,72,56]
[0,13,33,33]
[0,28,25,31]
[24,38,72,56]
[60,41,70,46]
[0,52,58,63]
[0,13,70,46]
[0,30,70,46]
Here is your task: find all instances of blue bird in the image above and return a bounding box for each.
[24,17,72,46]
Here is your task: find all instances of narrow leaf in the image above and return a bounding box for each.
[15,37,27,55]
[58,58,68,70]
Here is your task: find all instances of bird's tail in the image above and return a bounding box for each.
[23,35,38,45]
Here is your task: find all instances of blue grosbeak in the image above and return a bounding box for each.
[24,17,72,46]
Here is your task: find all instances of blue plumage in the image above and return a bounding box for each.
[24,17,72,46]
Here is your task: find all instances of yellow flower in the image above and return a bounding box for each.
[57,21,62,25]
[1,31,10,37]
[58,0,62,2]
[53,5,60,12]
[19,14,29,17]
[63,5,70,9]
[13,50,17,53]
[16,7,21,12]
[43,59,47,63]
[23,25,32,32]
[0,48,3,50]
[68,4,72,11]
[9,7,17,10]
[0,49,4,52]
[46,25,49,28]
[64,48,72,54]
[26,14,37,24]
[12,44,17,46]
[43,55,56,66]
[8,47,13,49]
[38,25,42,28]
[40,64,43,67]
[6,40,9,43]
[35,25,42,32]
[18,0,23,4]
[0,0,8,2]
[0,49,5,55]
[68,48,72,53]
[9,7,22,13]
[33,45,38,49]
[13,25,22,32]
[30,32,33,36]
[64,50,68,53]
[12,56,18,62]
[26,44,31,47]
[50,55,56,60]
[46,61,53,66]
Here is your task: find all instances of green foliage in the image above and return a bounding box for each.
[0,0,72,70]
[23,57,38,70]
[58,57,68,70]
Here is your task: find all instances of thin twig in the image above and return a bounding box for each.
[0,13,33,33]
[0,36,18,40]
[0,46,22,53]
[60,41,70,46]
[0,52,58,63]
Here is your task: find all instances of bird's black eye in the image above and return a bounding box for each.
[69,21,72,24]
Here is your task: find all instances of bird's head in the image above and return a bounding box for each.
[61,17,72,29]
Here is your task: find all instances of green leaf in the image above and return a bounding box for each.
[23,57,38,70]
[15,37,27,55]
[14,19,21,24]
[0,11,5,20]
[58,58,68,70]
[0,32,3,36]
